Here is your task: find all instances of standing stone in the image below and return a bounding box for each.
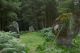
[9,21,19,33]
[9,21,20,38]
[29,25,35,32]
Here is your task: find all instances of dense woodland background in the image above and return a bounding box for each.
[0,0,75,31]
[0,0,80,53]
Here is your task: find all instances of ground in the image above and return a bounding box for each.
[20,32,80,53]
[20,32,45,53]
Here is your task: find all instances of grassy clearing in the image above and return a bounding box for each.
[20,32,80,53]
[20,32,45,53]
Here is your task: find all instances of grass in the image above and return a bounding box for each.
[20,32,80,53]
[20,32,45,53]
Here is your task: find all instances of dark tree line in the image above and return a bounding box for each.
[18,0,58,31]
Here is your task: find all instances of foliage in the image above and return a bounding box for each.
[0,0,21,30]
[56,13,73,22]
[0,32,27,53]
[40,27,55,41]
[57,0,73,13]
[9,32,20,38]
[36,34,80,53]
[19,0,58,30]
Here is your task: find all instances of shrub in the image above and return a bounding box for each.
[37,34,80,53]
[9,32,20,38]
[40,27,55,41]
[0,31,27,53]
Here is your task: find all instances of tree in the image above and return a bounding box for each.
[20,0,58,31]
[55,13,75,47]
[0,0,21,31]
[54,0,77,47]
[73,0,80,33]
